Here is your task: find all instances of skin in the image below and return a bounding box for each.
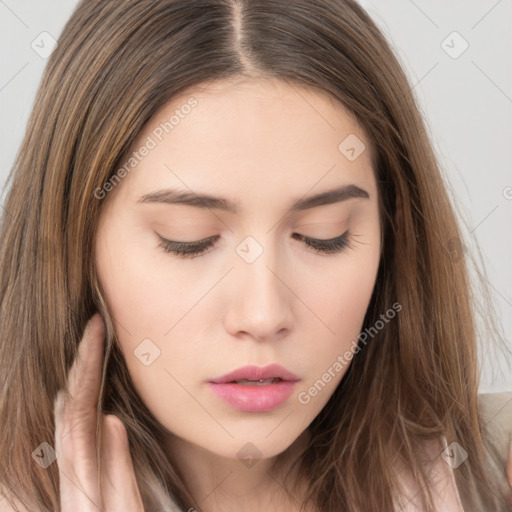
[54,315,144,511]
[93,77,381,510]
[48,78,512,511]
[49,314,512,512]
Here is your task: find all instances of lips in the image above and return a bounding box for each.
[207,364,300,412]
[208,364,300,384]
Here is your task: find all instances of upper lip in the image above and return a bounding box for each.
[208,364,300,383]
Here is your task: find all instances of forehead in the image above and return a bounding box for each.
[114,77,376,208]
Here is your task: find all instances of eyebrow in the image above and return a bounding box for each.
[137,184,369,213]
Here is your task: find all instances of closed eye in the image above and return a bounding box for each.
[291,230,351,254]
[156,230,353,259]
[156,234,220,258]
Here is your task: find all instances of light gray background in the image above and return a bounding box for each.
[1,0,510,392]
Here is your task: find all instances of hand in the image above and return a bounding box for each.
[54,313,145,511]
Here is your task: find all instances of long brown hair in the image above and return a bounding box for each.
[0,1,510,510]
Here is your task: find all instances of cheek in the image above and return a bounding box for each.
[304,241,380,342]
[93,209,382,447]
[293,240,380,403]
[94,225,215,406]
[95,219,199,339]
[95,246,200,437]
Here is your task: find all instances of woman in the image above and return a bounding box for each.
[0,1,511,511]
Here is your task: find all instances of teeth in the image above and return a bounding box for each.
[234,378,280,385]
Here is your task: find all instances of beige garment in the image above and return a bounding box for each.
[393,436,466,511]
[457,391,512,512]
[395,392,512,512]
[1,395,510,512]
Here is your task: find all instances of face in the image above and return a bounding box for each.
[94,77,381,462]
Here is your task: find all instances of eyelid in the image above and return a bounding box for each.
[156,233,219,258]
[292,230,351,255]
[293,231,347,243]
[156,229,353,259]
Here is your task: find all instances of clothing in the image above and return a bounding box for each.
[163,392,512,512]
[395,391,512,511]
[4,395,509,511]
[459,391,512,511]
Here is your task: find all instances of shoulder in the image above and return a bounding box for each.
[477,391,512,506]
[478,391,512,477]
[394,394,512,511]
[478,391,512,431]
[394,437,465,511]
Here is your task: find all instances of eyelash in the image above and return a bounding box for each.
[156,231,352,259]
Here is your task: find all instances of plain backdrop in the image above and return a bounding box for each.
[0,0,511,392]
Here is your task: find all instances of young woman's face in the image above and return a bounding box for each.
[94,78,381,462]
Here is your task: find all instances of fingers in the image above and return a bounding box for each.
[100,415,145,511]
[67,312,105,409]
[54,313,145,511]
[54,313,106,511]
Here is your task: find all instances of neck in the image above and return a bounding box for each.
[164,429,312,512]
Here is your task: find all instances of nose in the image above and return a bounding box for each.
[223,243,294,342]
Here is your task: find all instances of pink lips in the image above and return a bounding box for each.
[207,364,300,412]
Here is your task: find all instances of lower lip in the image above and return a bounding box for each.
[207,380,299,412]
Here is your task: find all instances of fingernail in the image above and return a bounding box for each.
[89,312,105,332]
[79,313,104,353]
